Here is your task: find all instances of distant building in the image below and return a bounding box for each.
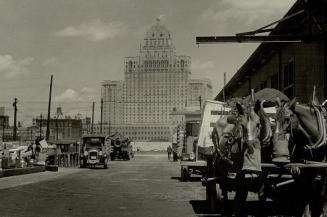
[0,107,5,116]
[101,80,123,125]
[32,107,82,142]
[81,117,91,135]
[187,78,213,108]
[0,106,9,129]
[101,19,212,142]
[123,19,190,125]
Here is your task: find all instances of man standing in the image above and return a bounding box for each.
[167,145,172,160]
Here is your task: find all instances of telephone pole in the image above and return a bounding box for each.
[100,98,103,134]
[91,102,95,134]
[2,118,5,142]
[13,98,18,141]
[39,114,43,138]
[46,75,53,141]
[223,72,226,102]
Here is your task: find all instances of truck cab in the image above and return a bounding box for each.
[79,135,109,169]
[180,100,229,181]
[182,121,200,161]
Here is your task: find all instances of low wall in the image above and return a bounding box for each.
[133,142,171,152]
[1,165,46,177]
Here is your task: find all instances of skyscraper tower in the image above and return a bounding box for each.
[124,19,191,124]
[101,19,198,142]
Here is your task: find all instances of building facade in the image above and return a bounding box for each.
[33,107,82,142]
[216,0,327,104]
[101,80,123,125]
[187,78,213,108]
[101,19,214,142]
[123,19,191,125]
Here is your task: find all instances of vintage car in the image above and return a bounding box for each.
[79,134,109,169]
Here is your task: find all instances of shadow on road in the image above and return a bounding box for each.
[171,176,181,181]
[190,199,303,217]
[170,176,202,182]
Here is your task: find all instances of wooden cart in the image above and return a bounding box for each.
[204,161,327,213]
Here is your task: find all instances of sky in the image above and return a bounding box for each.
[0,0,296,125]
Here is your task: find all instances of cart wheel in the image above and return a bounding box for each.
[206,182,220,213]
[181,167,189,182]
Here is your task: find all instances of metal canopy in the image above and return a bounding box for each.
[196,35,312,43]
[196,5,326,44]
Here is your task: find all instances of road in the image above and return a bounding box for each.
[0,154,207,217]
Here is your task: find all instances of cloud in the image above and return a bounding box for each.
[55,19,126,41]
[200,0,296,34]
[54,87,97,102]
[0,54,33,79]
[191,60,215,71]
[81,87,96,94]
[43,57,57,66]
[54,89,81,102]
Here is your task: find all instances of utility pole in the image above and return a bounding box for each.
[223,72,226,102]
[91,102,95,134]
[46,75,53,141]
[2,118,5,142]
[39,114,43,138]
[100,98,103,134]
[13,98,18,141]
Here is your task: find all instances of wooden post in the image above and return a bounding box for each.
[46,75,53,141]
[13,98,18,141]
[223,72,226,102]
[39,114,43,138]
[100,98,103,134]
[91,102,95,134]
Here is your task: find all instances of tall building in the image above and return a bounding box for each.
[123,19,190,124]
[101,80,123,125]
[101,19,211,142]
[187,78,213,108]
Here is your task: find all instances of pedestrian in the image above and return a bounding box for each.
[167,145,172,160]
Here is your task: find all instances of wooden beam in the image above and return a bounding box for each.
[196,35,314,43]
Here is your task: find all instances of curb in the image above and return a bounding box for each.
[0,165,46,177]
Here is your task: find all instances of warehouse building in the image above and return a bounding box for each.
[216,0,327,103]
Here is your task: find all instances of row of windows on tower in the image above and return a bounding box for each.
[126,60,188,68]
[145,38,170,47]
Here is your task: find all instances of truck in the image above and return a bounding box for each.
[180,100,229,181]
[79,134,109,169]
[108,133,132,161]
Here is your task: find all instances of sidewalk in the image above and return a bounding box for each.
[0,167,81,190]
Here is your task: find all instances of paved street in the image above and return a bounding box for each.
[0,154,207,217]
